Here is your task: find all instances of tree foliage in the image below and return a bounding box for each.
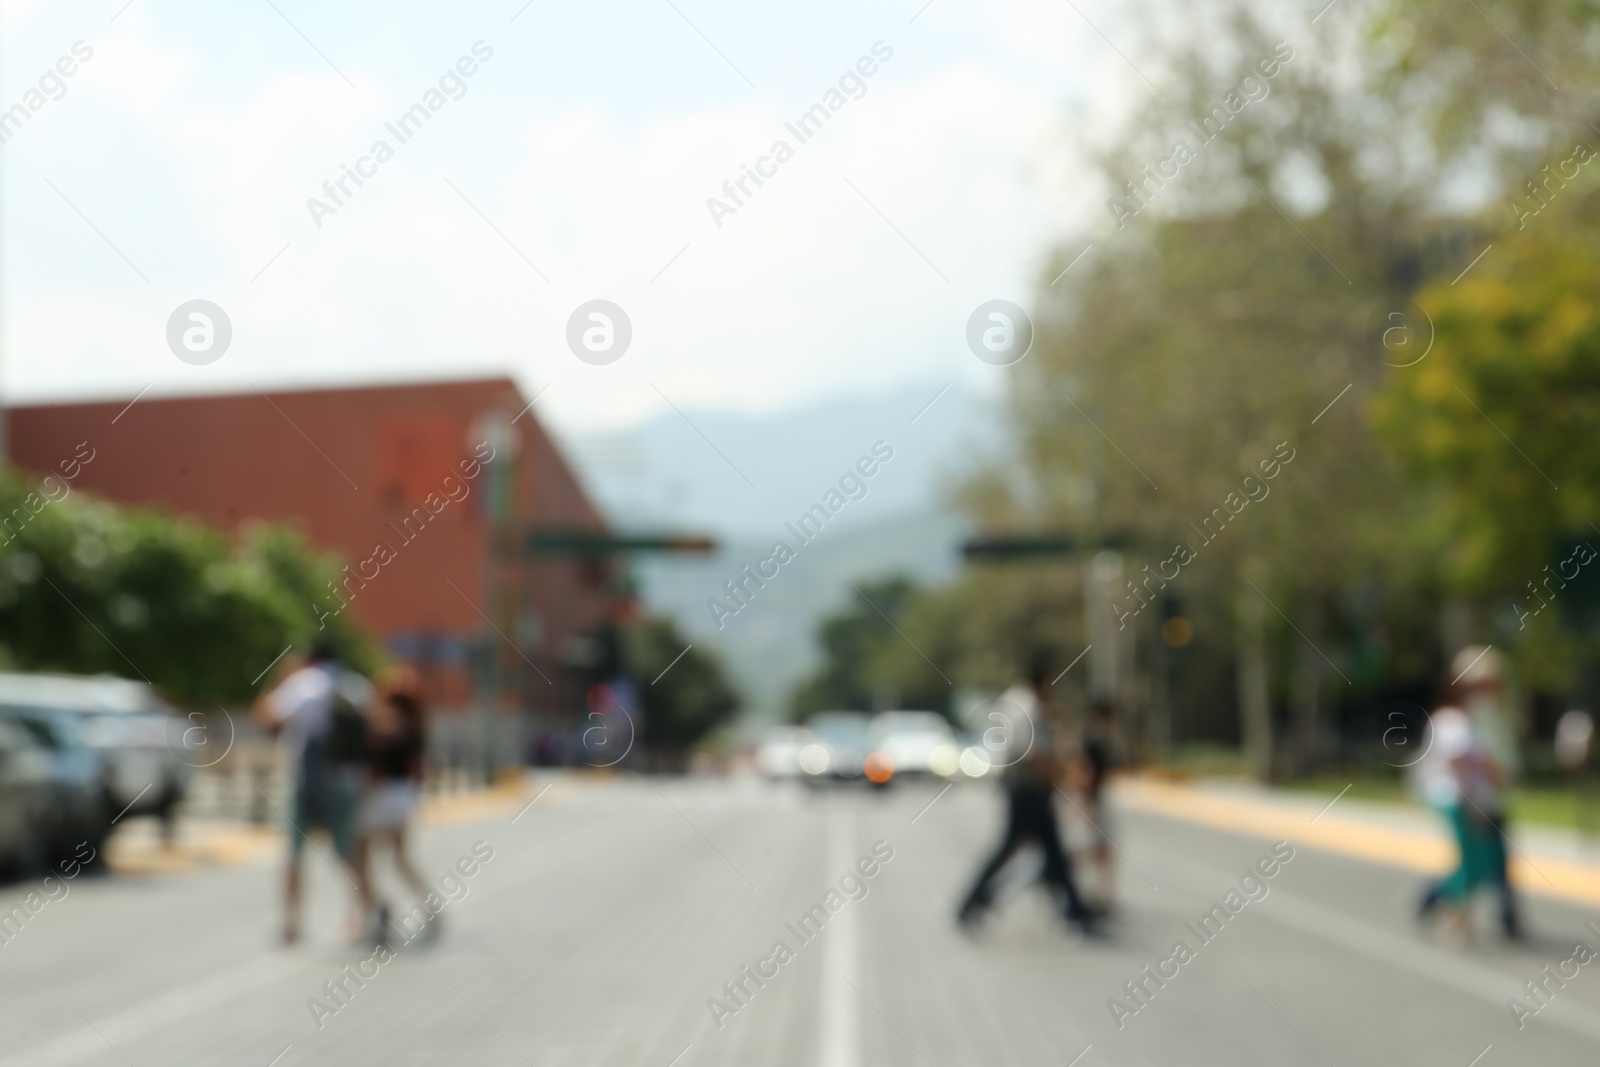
[0,471,376,706]
[1376,199,1600,592]
[788,577,955,720]
[625,616,739,752]
[792,0,1600,767]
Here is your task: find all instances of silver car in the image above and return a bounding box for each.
[0,715,54,877]
[0,672,192,831]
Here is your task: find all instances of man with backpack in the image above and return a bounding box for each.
[258,641,373,945]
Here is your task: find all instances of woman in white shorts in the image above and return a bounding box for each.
[361,683,430,944]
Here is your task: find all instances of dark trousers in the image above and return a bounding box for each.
[1489,812,1521,935]
[960,783,1089,922]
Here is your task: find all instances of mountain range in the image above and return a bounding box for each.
[557,382,997,716]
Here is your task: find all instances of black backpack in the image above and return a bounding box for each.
[324,673,369,767]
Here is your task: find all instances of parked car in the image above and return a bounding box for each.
[0,703,112,862]
[0,715,54,877]
[0,672,192,846]
[800,712,874,784]
[868,711,962,782]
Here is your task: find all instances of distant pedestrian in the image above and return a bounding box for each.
[957,666,1099,937]
[257,641,374,945]
[1453,646,1522,940]
[1414,648,1521,941]
[1078,700,1121,912]
[360,670,433,947]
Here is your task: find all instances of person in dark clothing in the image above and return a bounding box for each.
[359,675,432,946]
[1079,701,1120,910]
[957,674,1100,937]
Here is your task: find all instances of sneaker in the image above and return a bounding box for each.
[371,904,392,950]
[1069,912,1109,940]
[1416,888,1440,922]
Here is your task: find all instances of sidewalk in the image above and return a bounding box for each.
[104,771,565,876]
[1115,774,1600,909]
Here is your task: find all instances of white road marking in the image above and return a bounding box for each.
[816,805,859,1067]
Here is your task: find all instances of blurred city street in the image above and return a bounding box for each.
[4,774,1600,1066]
[8,1,1600,1064]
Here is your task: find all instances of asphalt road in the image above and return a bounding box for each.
[2,774,1599,1067]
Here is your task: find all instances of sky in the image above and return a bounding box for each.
[0,0,1144,438]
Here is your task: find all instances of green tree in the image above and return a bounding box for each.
[1370,0,1597,178]
[946,4,1460,775]
[1373,189,1600,694]
[874,566,1085,697]
[1376,210,1600,591]
[788,577,954,719]
[0,472,376,705]
[625,616,739,754]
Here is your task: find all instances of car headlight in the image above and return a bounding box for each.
[959,746,992,778]
[799,744,831,775]
[929,744,960,777]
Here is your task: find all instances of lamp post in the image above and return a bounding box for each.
[472,409,519,782]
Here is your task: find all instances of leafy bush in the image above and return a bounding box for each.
[0,471,376,705]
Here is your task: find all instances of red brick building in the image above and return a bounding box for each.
[5,377,610,726]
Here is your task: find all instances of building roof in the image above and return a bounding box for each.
[5,377,606,642]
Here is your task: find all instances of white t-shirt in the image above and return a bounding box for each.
[1466,695,1520,780]
[1414,706,1472,808]
[265,664,336,762]
[993,683,1042,766]
[1415,705,1501,810]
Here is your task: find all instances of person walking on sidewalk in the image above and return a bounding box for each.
[957,664,1100,937]
[257,641,374,945]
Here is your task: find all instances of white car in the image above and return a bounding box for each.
[869,711,962,780]
[801,712,873,782]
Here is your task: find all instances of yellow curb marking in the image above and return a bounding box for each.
[106,783,549,874]
[1118,778,1600,909]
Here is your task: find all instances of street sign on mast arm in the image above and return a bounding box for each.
[960,531,1134,560]
[525,529,718,557]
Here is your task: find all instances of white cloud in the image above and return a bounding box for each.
[3,2,1114,436]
